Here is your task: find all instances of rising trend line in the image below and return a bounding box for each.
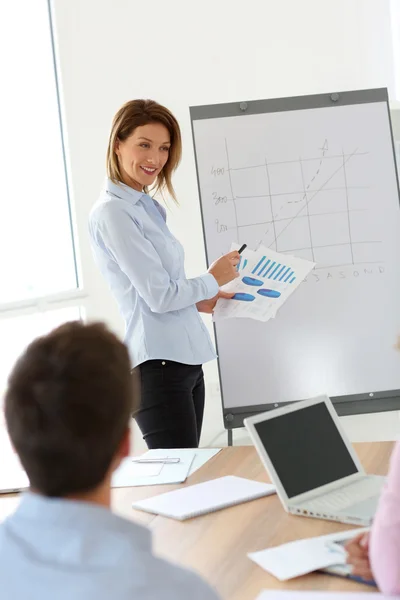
[289,139,328,205]
[264,147,358,249]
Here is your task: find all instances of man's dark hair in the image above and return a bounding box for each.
[4,321,137,497]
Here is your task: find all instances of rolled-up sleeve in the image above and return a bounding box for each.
[94,203,218,314]
[370,441,400,595]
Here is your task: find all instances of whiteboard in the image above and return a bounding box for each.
[191,90,400,422]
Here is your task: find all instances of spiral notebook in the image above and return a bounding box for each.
[132,475,275,520]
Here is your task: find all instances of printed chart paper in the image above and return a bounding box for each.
[214,244,315,322]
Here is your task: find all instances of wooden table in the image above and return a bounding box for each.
[0,442,393,600]
[118,442,393,600]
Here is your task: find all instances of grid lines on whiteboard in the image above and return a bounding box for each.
[221,139,382,269]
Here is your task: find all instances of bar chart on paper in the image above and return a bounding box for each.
[214,243,314,321]
[237,257,248,271]
[251,256,296,284]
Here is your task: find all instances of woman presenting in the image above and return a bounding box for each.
[89,99,239,449]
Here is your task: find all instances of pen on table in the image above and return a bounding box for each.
[348,575,376,587]
[132,457,181,464]
[238,244,247,254]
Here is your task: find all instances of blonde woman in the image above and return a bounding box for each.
[89,100,239,449]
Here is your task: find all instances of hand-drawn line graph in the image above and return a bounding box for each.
[220,138,383,269]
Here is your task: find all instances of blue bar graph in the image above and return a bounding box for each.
[279,266,291,281]
[273,265,286,280]
[262,261,297,285]
[259,259,271,276]
[252,256,266,274]
[258,259,269,276]
[284,270,294,282]
[269,263,282,278]
[237,258,248,271]
[263,261,276,277]
[243,253,297,285]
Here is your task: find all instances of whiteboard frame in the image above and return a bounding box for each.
[190,88,400,431]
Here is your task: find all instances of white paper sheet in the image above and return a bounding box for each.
[248,528,368,581]
[0,465,29,494]
[255,592,390,600]
[214,243,315,322]
[112,450,195,487]
[188,448,221,476]
[143,448,221,477]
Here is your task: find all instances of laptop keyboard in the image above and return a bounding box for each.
[300,476,384,513]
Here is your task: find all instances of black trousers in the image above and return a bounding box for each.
[134,360,205,449]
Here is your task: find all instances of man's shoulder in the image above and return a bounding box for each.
[141,554,220,600]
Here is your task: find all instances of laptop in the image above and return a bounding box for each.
[244,395,385,526]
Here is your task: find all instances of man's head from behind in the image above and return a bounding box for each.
[4,321,136,498]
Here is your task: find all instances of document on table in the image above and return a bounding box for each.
[112,450,195,487]
[214,243,315,323]
[248,527,369,581]
[188,448,221,476]
[112,448,220,488]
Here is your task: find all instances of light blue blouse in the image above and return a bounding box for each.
[89,179,218,367]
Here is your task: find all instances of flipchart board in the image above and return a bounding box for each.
[190,89,400,431]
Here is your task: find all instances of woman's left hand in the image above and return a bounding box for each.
[345,532,373,580]
[197,290,234,314]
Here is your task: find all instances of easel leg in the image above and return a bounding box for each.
[227,429,233,446]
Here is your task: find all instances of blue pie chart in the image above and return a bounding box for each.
[232,293,255,302]
[242,276,263,287]
[257,289,281,298]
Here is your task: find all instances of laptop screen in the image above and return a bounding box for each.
[253,401,358,498]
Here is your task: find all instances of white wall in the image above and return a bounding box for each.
[51,0,399,446]
[392,110,400,139]
[390,0,400,101]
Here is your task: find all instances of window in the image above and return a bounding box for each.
[0,1,84,405]
[0,307,83,399]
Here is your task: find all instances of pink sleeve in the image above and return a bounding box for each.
[370,441,400,595]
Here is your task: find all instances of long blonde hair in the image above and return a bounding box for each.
[106,99,182,202]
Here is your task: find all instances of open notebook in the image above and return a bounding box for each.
[132,475,275,520]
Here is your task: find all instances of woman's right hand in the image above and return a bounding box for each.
[208,251,240,286]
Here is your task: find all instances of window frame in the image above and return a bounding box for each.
[0,0,85,323]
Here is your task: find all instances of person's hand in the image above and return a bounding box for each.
[208,251,240,286]
[197,291,235,314]
[345,532,373,580]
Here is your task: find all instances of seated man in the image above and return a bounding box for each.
[0,321,219,600]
